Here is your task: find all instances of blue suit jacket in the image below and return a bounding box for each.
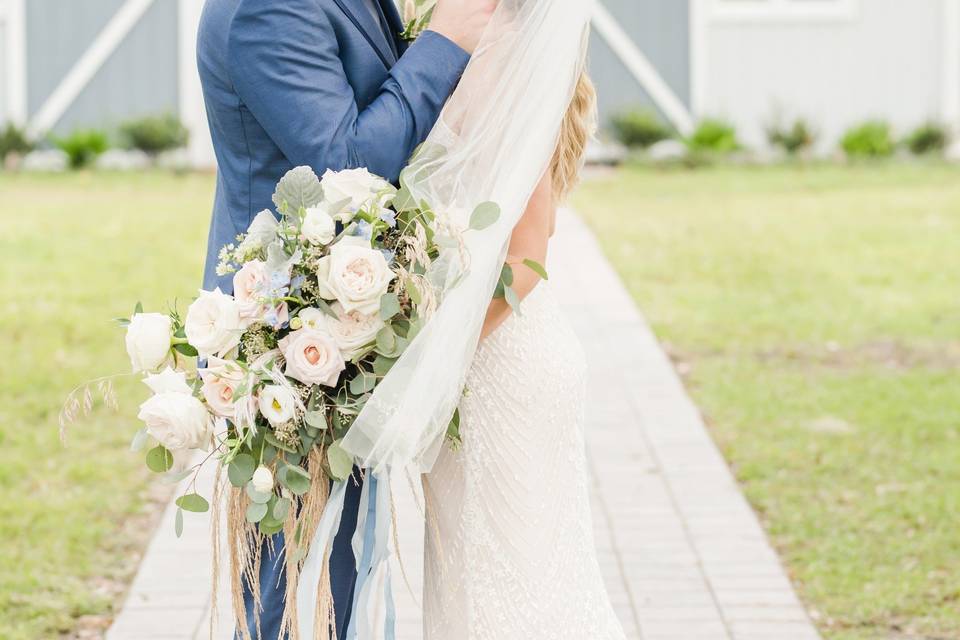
[196,2,468,637]
[198,0,469,291]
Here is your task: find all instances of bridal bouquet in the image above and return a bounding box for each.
[73,162,499,539]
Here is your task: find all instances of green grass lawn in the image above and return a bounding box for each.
[573,163,960,640]
[0,172,212,639]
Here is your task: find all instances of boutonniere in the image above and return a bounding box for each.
[400,0,437,41]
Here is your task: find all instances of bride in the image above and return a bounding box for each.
[339,1,628,638]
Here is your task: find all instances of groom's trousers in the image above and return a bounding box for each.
[237,472,364,639]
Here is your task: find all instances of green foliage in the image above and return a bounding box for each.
[469,201,500,230]
[610,108,673,149]
[119,114,189,155]
[904,121,950,155]
[766,118,817,154]
[55,129,109,169]
[0,123,34,161]
[841,120,895,158]
[575,163,960,640]
[687,118,740,153]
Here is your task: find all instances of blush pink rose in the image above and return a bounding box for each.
[278,328,346,387]
[198,356,245,418]
[233,260,268,323]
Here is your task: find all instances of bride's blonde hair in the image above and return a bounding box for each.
[550,72,598,202]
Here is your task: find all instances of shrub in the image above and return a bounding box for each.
[55,129,110,169]
[841,121,894,158]
[687,118,740,153]
[766,118,817,155]
[0,123,34,161]
[904,121,949,155]
[119,114,189,155]
[610,108,673,148]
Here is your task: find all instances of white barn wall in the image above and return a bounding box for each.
[698,0,948,151]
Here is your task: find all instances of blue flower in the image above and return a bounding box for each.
[354,220,373,241]
[379,209,397,228]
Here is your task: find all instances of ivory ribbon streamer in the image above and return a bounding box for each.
[297,480,348,639]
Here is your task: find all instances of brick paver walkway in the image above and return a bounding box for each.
[107,210,821,640]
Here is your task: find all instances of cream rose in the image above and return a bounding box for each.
[258,385,296,426]
[321,168,394,223]
[326,303,384,359]
[316,237,395,315]
[137,368,212,451]
[125,312,172,372]
[301,204,336,245]
[185,288,243,358]
[232,260,268,323]
[278,328,346,387]
[198,356,245,418]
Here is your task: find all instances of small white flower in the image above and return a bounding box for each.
[125,312,172,372]
[301,205,337,245]
[297,307,328,331]
[258,385,296,426]
[184,288,243,358]
[251,465,274,493]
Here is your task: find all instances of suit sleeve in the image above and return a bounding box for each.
[227,0,469,181]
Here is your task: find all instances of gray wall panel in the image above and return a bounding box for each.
[51,0,178,135]
[26,0,127,116]
[0,25,7,122]
[589,0,690,128]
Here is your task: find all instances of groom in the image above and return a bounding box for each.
[196,0,493,636]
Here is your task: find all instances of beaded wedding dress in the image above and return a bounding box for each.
[422,283,627,639]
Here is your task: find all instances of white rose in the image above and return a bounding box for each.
[251,465,274,493]
[185,288,243,358]
[137,368,212,451]
[296,307,328,331]
[198,356,245,418]
[237,210,280,254]
[258,385,296,426]
[125,312,172,372]
[326,303,384,359]
[316,237,395,315]
[321,168,394,223]
[301,205,336,245]
[278,328,346,387]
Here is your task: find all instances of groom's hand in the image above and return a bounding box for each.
[429,0,497,54]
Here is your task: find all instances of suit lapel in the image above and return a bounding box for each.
[332,0,396,67]
[379,0,407,55]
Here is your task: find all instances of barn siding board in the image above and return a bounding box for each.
[591,0,690,125]
[26,0,127,117]
[50,0,178,135]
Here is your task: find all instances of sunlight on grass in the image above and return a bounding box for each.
[574,163,960,640]
[0,172,213,639]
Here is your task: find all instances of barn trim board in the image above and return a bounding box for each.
[1,0,27,124]
[591,1,695,135]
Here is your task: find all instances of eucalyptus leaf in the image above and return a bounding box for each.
[349,372,377,395]
[406,279,422,305]
[373,355,397,376]
[175,493,210,513]
[272,166,323,214]
[246,482,272,504]
[522,258,549,281]
[282,465,311,496]
[303,410,327,430]
[327,439,354,481]
[379,292,401,321]
[376,327,397,354]
[504,285,521,314]
[273,497,291,521]
[246,502,269,523]
[173,342,198,357]
[130,428,149,453]
[259,519,284,536]
[174,508,184,538]
[469,202,500,231]
[501,264,514,287]
[228,453,256,488]
[315,298,339,319]
[145,446,174,473]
